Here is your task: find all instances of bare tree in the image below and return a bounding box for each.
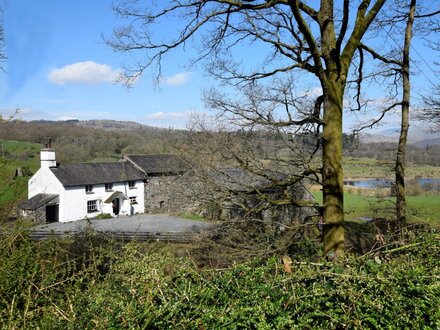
[419,93,440,125]
[0,8,5,71]
[416,8,440,125]
[345,1,438,224]
[188,79,322,210]
[394,0,416,224]
[108,1,389,257]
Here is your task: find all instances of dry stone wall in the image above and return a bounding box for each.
[143,172,316,225]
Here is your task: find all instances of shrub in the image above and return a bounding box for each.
[0,224,438,328]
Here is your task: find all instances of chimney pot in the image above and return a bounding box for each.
[45,137,52,149]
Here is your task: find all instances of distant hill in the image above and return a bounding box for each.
[0,119,181,163]
[360,126,440,146]
[412,137,440,147]
[30,119,166,132]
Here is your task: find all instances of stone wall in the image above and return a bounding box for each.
[209,184,315,225]
[143,174,202,214]
[143,172,316,225]
[21,208,46,223]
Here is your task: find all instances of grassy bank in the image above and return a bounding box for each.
[344,157,440,178]
[0,225,438,329]
[312,191,440,225]
[0,140,41,205]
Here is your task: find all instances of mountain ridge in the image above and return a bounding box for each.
[28,119,170,132]
[360,126,440,146]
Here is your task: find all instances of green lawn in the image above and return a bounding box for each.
[312,191,440,225]
[0,141,41,205]
[344,156,440,178]
[0,140,41,158]
[0,159,38,205]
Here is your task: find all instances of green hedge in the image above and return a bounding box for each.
[0,228,438,329]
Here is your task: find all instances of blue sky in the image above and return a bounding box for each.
[0,0,206,128]
[0,1,439,131]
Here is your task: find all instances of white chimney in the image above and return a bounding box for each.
[40,138,56,168]
[40,148,56,168]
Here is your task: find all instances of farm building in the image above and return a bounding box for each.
[20,144,313,224]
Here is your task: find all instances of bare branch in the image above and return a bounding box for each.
[359,43,402,66]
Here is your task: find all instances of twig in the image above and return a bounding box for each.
[30,281,71,322]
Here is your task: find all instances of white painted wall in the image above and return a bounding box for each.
[28,153,146,222]
[28,167,64,199]
[59,180,145,222]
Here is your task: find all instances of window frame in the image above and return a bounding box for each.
[129,196,138,205]
[105,183,113,191]
[87,200,98,213]
[85,184,94,194]
[128,180,136,189]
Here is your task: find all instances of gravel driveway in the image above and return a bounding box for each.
[32,214,213,235]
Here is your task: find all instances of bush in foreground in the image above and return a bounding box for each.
[0,226,438,329]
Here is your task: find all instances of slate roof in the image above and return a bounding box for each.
[20,194,59,210]
[124,154,186,175]
[50,162,145,187]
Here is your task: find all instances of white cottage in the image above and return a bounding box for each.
[20,147,145,222]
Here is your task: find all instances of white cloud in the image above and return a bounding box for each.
[56,116,79,121]
[0,107,116,122]
[49,61,120,85]
[0,107,49,121]
[143,111,191,129]
[160,72,190,86]
[144,112,187,120]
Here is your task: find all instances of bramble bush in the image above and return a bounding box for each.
[0,225,438,329]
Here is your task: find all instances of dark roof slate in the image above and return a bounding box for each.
[20,194,59,210]
[50,162,145,186]
[124,154,186,175]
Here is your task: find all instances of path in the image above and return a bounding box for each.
[30,214,214,242]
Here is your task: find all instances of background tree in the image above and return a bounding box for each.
[365,1,439,223]
[0,7,5,71]
[394,0,416,224]
[420,93,440,125]
[416,8,440,125]
[109,0,392,257]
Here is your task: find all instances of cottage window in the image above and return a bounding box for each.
[128,181,136,189]
[129,196,137,205]
[85,184,93,193]
[105,183,113,191]
[87,200,98,213]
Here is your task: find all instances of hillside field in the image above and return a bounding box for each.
[0,141,41,205]
[312,192,440,225]
[1,141,440,225]
[344,157,440,178]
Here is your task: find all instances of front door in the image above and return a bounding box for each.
[112,198,120,215]
[46,205,59,223]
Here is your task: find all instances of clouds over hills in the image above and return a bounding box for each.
[49,61,120,85]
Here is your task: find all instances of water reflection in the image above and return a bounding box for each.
[344,178,440,192]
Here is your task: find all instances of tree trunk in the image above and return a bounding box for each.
[322,83,345,258]
[395,0,416,224]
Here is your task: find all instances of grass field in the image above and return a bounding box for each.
[344,156,440,178]
[312,191,440,225]
[0,160,39,205]
[1,140,440,224]
[0,140,41,205]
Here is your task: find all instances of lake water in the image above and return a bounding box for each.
[344,178,440,191]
